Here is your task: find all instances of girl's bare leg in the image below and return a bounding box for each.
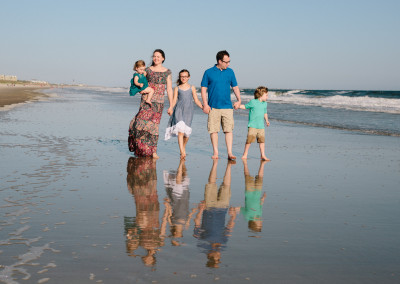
[178,132,186,159]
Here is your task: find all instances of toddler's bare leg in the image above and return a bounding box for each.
[144,87,154,105]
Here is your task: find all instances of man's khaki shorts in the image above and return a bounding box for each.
[207,108,234,133]
[246,127,265,144]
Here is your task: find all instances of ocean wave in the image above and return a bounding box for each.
[239,90,400,114]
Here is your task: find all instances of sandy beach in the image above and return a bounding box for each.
[0,84,48,108]
[0,86,399,283]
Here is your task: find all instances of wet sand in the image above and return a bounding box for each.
[0,85,48,108]
[0,87,399,283]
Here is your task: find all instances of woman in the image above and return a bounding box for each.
[129,49,173,158]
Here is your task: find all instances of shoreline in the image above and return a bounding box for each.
[0,84,49,108]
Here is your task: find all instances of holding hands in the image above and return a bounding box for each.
[202,104,211,114]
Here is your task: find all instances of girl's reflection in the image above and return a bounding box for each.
[125,157,166,267]
[163,159,197,246]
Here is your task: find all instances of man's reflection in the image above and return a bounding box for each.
[240,159,267,233]
[193,160,240,268]
[163,159,197,246]
[125,157,166,267]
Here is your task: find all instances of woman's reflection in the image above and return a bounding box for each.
[163,159,197,246]
[125,157,166,267]
[193,160,240,268]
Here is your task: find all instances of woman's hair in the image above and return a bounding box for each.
[254,86,269,99]
[152,49,165,65]
[133,60,146,70]
[176,69,190,85]
[216,50,230,62]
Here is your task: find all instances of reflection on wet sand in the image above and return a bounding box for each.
[163,159,197,246]
[240,159,268,233]
[193,160,240,268]
[125,157,166,267]
[124,157,268,270]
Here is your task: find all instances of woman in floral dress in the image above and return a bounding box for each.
[129,49,173,158]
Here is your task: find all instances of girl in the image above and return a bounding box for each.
[165,69,203,159]
[130,60,154,105]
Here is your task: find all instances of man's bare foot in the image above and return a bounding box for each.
[152,153,159,159]
[241,155,247,159]
[261,156,270,161]
[211,155,219,159]
[228,154,236,160]
[180,153,186,160]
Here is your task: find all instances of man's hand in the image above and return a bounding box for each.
[233,101,241,110]
[203,104,211,114]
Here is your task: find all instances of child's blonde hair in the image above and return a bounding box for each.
[134,60,146,70]
[254,86,269,99]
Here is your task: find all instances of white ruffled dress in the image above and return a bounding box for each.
[165,86,194,140]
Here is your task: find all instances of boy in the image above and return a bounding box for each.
[239,86,270,160]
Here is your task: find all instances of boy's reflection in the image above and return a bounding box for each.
[163,159,197,246]
[240,160,267,233]
[193,160,240,268]
[125,157,166,267]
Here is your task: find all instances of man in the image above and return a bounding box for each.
[201,50,241,160]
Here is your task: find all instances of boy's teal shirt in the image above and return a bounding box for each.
[245,99,267,129]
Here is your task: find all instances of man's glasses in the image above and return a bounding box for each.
[222,60,230,64]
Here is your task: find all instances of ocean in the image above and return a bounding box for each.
[67,86,400,136]
[238,89,400,136]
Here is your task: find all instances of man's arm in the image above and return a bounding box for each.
[201,87,210,114]
[232,86,241,110]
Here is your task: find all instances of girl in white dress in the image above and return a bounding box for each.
[165,69,203,159]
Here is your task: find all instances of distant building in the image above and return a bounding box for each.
[30,80,48,85]
[0,75,17,81]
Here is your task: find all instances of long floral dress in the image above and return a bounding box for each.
[129,67,171,156]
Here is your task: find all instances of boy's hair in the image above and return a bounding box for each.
[176,69,190,85]
[216,50,230,62]
[134,60,146,70]
[248,220,262,232]
[254,86,269,99]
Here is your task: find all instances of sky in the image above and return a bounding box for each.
[1,0,399,90]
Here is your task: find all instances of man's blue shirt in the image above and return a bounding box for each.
[201,65,238,109]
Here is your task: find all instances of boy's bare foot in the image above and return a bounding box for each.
[180,153,186,160]
[211,154,219,159]
[152,153,159,159]
[241,155,247,159]
[261,156,270,161]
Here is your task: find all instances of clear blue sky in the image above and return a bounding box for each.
[1,0,399,90]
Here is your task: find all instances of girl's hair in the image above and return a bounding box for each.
[254,86,268,99]
[176,69,190,85]
[133,60,146,70]
[151,49,165,65]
